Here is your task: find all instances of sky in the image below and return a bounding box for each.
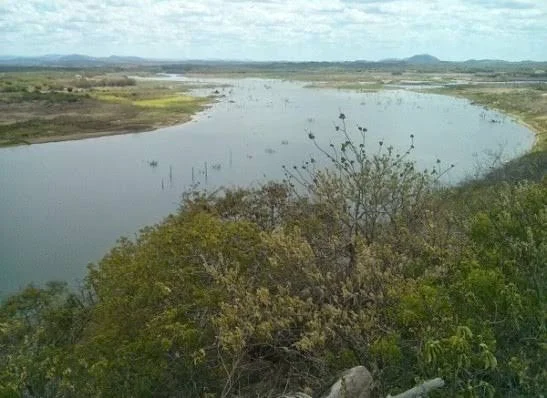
[1,0,546,61]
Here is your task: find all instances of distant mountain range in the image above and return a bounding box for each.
[380,54,545,67]
[0,53,545,68]
[0,54,161,67]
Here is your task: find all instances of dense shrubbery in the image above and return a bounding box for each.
[1,119,545,397]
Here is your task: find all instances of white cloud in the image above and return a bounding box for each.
[0,0,545,60]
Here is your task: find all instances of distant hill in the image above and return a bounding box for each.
[0,54,154,67]
[405,54,441,64]
[378,54,442,65]
[462,59,522,68]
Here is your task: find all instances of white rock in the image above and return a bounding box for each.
[321,366,373,398]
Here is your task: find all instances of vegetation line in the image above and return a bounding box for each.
[1,116,196,147]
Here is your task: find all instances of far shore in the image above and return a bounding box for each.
[0,114,195,148]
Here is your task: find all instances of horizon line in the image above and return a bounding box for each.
[1,53,547,64]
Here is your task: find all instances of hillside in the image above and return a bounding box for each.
[405,54,441,64]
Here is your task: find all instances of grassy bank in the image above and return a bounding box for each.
[0,71,211,147]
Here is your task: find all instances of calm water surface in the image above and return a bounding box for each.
[0,77,534,296]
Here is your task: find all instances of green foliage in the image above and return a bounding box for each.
[75,211,265,396]
[0,282,89,397]
[463,181,547,395]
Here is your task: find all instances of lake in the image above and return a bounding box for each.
[0,77,535,297]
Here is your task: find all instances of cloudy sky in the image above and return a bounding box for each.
[1,0,546,61]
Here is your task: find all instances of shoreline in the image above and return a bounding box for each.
[0,115,194,148]
[512,116,542,151]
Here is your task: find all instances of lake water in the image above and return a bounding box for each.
[0,77,535,297]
